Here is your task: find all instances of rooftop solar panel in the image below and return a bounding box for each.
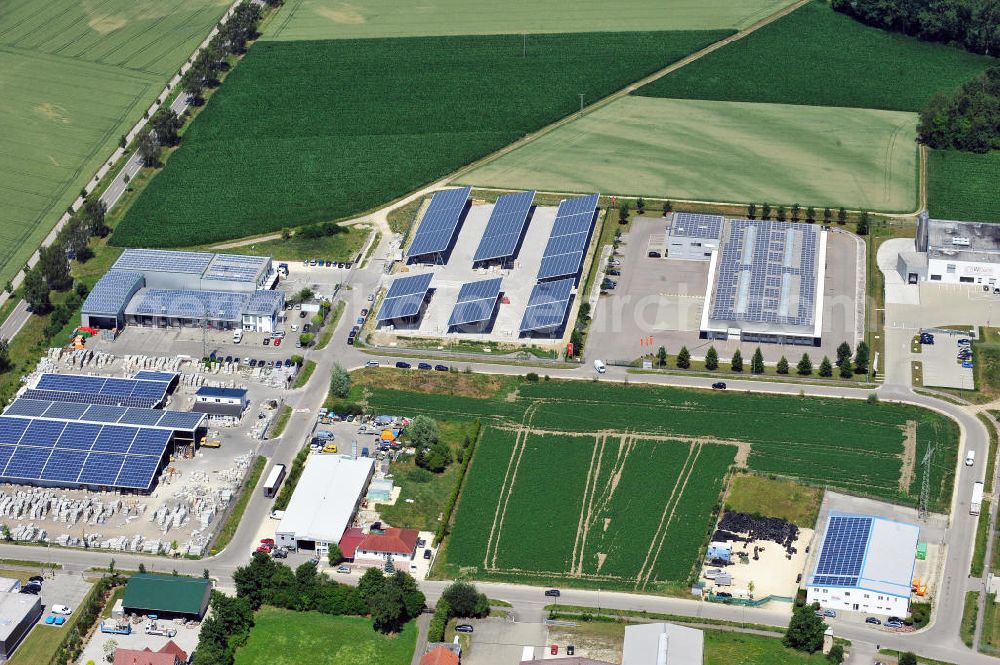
[448,278,503,327]
[82,270,145,316]
[520,278,575,332]
[131,371,178,383]
[377,273,434,322]
[4,397,202,433]
[127,288,250,323]
[115,455,162,490]
[113,249,214,275]
[537,194,599,281]
[246,290,285,316]
[812,515,873,587]
[203,254,268,283]
[473,191,535,262]
[34,374,167,409]
[670,212,724,240]
[406,187,471,258]
[79,452,127,486]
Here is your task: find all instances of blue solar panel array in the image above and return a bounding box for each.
[812,515,873,587]
[671,212,724,240]
[448,278,503,327]
[245,290,285,316]
[377,273,434,322]
[537,194,599,280]
[710,220,819,327]
[6,398,204,431]
[406,187,472,258]
[203,254,268,283]
[0,414,172,490]
[82,271,145,316]
[520,278,575,333]
[35,374,168,408]
[131,371,178,384]
[473,191,535,263]
[113,249,214,275]
[129,289,249,322]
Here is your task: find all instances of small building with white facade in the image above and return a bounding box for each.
[622,622,703,665]
[666,212,723,261]
[806,513,919,616]
[275,455,375,555]
[192,386,248,420]
[898,213,1000,285]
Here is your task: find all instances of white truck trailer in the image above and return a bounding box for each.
[971,481,984,516]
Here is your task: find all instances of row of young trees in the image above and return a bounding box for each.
[651,341,870,378]
[831,0,1000,56]
[746,203,873,234]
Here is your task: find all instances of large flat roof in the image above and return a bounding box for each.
[123,574,210,616]
[927,218,1000,265]
[622,622,703,665]
[276,455,374,544]
[82,270,145,316]
[113,249,214,275]
[807,513,919,599]
[0,592,39,642]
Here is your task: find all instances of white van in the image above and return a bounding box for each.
[594,359,607,374]
[966,450,976,466]
[233,330,243,344]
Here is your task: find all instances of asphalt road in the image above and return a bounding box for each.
[0,233,990,664]
[0,300,31,341]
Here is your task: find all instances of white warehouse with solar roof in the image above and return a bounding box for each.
[82,249,283,332]
[806,513,919,616]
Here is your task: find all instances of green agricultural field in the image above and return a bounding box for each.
[235,609,415,665]
[636,1,996,112]
[110,31,727,248]
[462,96,918,212]
[0,0,232,286]
[266,0,794,40]
[446,428,734,590]
[928,150,1000,223]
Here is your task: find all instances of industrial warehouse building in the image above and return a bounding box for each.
[123,573,212,620]
[275,455,375,554]
[0,592,42,659]
[806,513,919,616]
[81,249,283,332]
[897,213,1000,285]
[699,218,827,346]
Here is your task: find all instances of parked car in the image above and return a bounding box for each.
[887,616,904,624]
[865,617,881,625]
[263,337,270,346]
[291,324,299,332]
[607,269,620,276]
[347,336,356,346]
[19,586,38,595]
[28,576,43,585]
[567,646,575,656]
[712,382,727,390]
[544,589,561,597]
[357,317,365,325]
[261,538,275,545]
[303,323,311,333]
[822,609,836,618]
[395,361,411,369]
[886,620,904,629]
[715,591,733,598]
[434,364,449,372]
[418,362,432,370]
[455,624,474,634]
[360,308,369,317]
[963,361,974,369]
[299,311,307,318]
[336,566,351,574]
[366,360,380,368]
[272,548,287,559]
[423,549,432,560]
[224,355,233,364]
[274,338,281,347]
[550,645,559,655]
[368,293,375,302]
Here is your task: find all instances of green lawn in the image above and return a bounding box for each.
[928,150,1000,223]
[235,609,416,665]
[0,0,232,286]
[962,592,980,647]
[462,96,919,212]
[266,0,794,39]
[636,1,996,112]
[110,31,728,248]
[213,226,370,263]
[725,474,823,528]
[212,456,267,554]
[705,631,828,665]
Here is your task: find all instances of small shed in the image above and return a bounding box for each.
[707,542,732,563]
[916,542,928,560]
[192,386,248,419]
[123,574,211,620]
[715,573,733,587]
[367,478,394,502]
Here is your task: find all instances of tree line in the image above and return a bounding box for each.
[919,66,1000,153]
[831,0,1000,56]
[650,341,870,379]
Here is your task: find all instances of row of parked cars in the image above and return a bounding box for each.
[303,259,353,269]
[210,353,299,370]
[395,361,448,371]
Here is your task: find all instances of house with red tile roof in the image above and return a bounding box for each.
[353,527,419,569]
[420,645,459,665]
[112,640,188,665]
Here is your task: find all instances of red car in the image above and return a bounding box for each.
[273,338,281,347]
[260,538,275,546]
[550,645,558,656]
[254,546,271,554]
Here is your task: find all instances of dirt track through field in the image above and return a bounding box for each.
[899,419,918,493]
[571,434,608,576]
[484,428,529,569]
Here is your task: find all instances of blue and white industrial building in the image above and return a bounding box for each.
[192,386,248,419]
[81,249,283,333]
[806,513,919,616]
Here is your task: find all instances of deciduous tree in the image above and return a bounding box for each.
[783,602,826,653]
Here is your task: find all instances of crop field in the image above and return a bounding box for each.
[446,427,735,590]
[367,379,958,513]
[0,0,232,286]
[928,150,1000,223]
[462,97,918,212]
[265,0,792,40]
[111,31,726,248]
[635,1,997,113]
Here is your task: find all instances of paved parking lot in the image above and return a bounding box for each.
[14,572,95,659]
[918,330,974,390]
[462,619,546,665]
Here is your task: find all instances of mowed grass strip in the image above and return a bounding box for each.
[266,0,795,40]
[725,474,823,527]
[235,609,416,665]
[462,96,918,212]
[111,31,728,248]
[928,150,1000,223]
[636,0,997,112]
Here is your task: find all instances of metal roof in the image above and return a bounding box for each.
[82,270,145,316]
[473,190,535,262]
[406,187,471,258]
[0,593,39,643]
[196,386,247,399]
[123,574,211,616]
[622,623,703,665]
[113,249,214,275]
[276,455,374,545]
[203,253,269,284]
